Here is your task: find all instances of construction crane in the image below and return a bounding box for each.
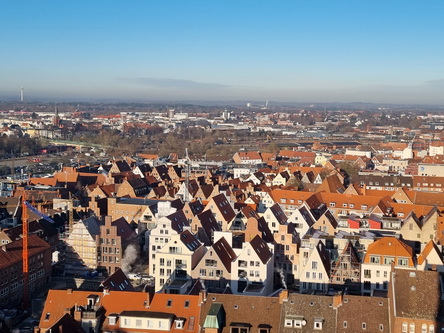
[1,195,56,309]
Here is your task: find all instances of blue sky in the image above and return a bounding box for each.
[2,1,444,104]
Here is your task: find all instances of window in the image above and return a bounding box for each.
[429,324,434,333]
[362,322,366,330]
[370,256,381,264]
[314,319,323,330]
[402,322,408,332]
[384,257,394,265]
[175,319,184,329]
[109,316,116,325]
[184,300,190,308]
[200,269,206,276]
[343,321,347,328]
[284,319,293,328]
[312,261,318,270]
[364,269,371,278]
[379,324,384,331]
[330,202,336,207]
[422,324,427,333]
[409,323,415,333]
[294,320,302,328]
[136,319,142,327]
[231,327,249,333]
[167,299,172,307]
[398,258,409,266]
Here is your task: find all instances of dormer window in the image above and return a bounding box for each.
[314,318,323,330]
[109,315,117,325]
[175,318,185,329]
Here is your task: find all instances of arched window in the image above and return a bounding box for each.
[422,324,427,333]
[429,324,435,333]
[409,323,415,333]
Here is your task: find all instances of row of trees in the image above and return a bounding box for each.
[0,134,44,157]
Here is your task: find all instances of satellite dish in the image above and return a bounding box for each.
[302,320,307,326]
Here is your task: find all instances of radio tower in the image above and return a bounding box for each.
[22,195,29,308]
[20,87,24,102]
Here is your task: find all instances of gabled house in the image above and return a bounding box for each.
[299,240,331,293]
[109,160,132,174]
[97,216,138,275]
[273,223,299,287]
[231,235,274,296]
[116,177,151,198]
[272,171,291,186]
[400,207,440,244]
[361,237,415,296]
[192,237,237,292]
[191,209,222,246]
[154,230,205,293]
[132,163,152,178]
[65,216,101,274]
[287,205,316,238]
[149,209,190,276]
[262,203,288,234]
[417,240,444,272]
[330,241,361,292]
[204,193,236,232]
[183,200,205,223]
[312,209,338,235]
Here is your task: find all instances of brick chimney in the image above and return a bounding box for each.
[279,289,289,304]
[333,292,343,308]
[144,291,154,308]
[199,289,208,305]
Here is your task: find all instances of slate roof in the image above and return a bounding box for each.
[212,237,237,273]
[250,235,272,264]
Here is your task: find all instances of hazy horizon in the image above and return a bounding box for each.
[2,1,444,105]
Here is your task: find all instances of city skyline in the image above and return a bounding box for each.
[2,1,444,105]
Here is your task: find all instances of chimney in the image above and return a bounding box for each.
[278,289,289,304]
[73,305,82,321]
[198,289,208,305]
[144,291,154,308]
[67,289,73,294]
[333,292,343,308]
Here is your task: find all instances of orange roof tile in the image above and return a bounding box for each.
[364,237,414,266]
